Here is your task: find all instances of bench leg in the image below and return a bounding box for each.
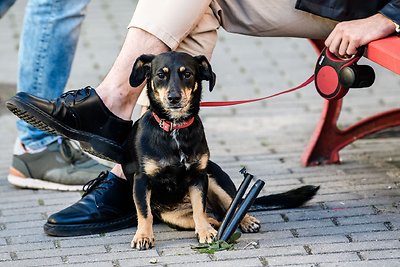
[303,39,400,166]
[301,98,400,166]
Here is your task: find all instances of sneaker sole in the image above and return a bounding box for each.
[8,174,84,191]
[43,212,137,237]
[6,96,124,163]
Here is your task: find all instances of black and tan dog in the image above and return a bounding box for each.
[122,51,318,250]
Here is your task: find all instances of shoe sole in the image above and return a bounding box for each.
[6,96,124,163]
[43,212,137,237]
[8,174,84,191]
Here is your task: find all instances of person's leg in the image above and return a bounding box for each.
[41,0,222,237]
[7,0,336,163]
[36,0,337,236]
[135,3,220,108]
[95,28,169,121]
[8,0,112,191]
[134,0,337,109]
[215,0,337,39]
[96,0,215,121]
[105,0,220,177]
[17,0,90,150]
[0,0,16,18]
[6,0,217,163]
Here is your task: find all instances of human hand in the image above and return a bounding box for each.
[325,13,396,58]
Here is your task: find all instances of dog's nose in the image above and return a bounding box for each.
[167,92,181,104]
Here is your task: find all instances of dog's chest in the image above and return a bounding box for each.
[147,131,196,203]
[171,130,190,167]
[156,129,201,171]
[143,128,208,196]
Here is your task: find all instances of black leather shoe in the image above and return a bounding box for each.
[6,87,132,163]
[43,171,137,236]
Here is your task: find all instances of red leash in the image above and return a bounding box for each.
[200,74,315,107]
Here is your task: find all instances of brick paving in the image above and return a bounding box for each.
[1,1,400,266]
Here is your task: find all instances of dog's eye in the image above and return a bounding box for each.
[157,73,166,79]
[183,72,192,79]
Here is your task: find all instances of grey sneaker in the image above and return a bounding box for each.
[8,138,110,191]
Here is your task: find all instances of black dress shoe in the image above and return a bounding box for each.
[43,171,137,236]
[6,87,132,163]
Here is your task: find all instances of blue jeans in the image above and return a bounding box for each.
[1,0,90,150]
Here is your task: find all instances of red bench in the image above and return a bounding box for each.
[302,36,400,166]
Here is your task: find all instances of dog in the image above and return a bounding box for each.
[122,51,319,250]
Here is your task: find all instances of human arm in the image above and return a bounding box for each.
[325,13,397,57]
[325,0,400,57]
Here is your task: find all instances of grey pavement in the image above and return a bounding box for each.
[1,1,400,266]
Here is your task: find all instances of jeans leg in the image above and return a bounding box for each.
[0,0,16,18]
[17,0,90,150]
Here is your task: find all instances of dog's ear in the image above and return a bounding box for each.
[129,54,155,87]
[195,55,216,92]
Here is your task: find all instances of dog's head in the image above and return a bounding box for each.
[129,51,216,120]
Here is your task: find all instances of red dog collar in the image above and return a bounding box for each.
[152,112,195,132]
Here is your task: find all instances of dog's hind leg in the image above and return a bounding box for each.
[207,160,236,198]
[159,205,221,231]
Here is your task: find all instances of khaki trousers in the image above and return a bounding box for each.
[129,0,337,106]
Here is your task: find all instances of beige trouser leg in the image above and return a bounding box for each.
[130,0,337,106]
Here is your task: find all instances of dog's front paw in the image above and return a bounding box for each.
[131,232,155,250]
[239,215,260,233]
[196,225,218,243]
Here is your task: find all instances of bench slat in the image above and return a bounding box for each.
[366,36,400,74]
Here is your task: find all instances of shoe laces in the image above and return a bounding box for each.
[60,86,91,98]
[59,87,91,104]
[82,171,112,197]
[59,138,92,164]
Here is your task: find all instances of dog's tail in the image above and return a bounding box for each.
[249,185,320,211]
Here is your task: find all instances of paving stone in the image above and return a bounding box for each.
[107,253,210,266]
[0,256,62,266]
[0,0,400,266]
[0,241,53,253]
[311,240,400,254]
[255,218,334,231]
[337,214,400,226]
[57,262,113,267]
[360,249,400,260]
[0,252,11,261]
[297,223,389,237]
[286,206,378,221]
[350,230,400,242]
[214,245,306,260]
[266,252,360,266]
[169,257,264,267]
[259,234,349,247]
[321,259,400,267]
[15,245,107,260]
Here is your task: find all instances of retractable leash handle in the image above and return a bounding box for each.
[314,46,375,100]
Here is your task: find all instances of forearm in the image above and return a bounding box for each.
[325,13,397,57]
